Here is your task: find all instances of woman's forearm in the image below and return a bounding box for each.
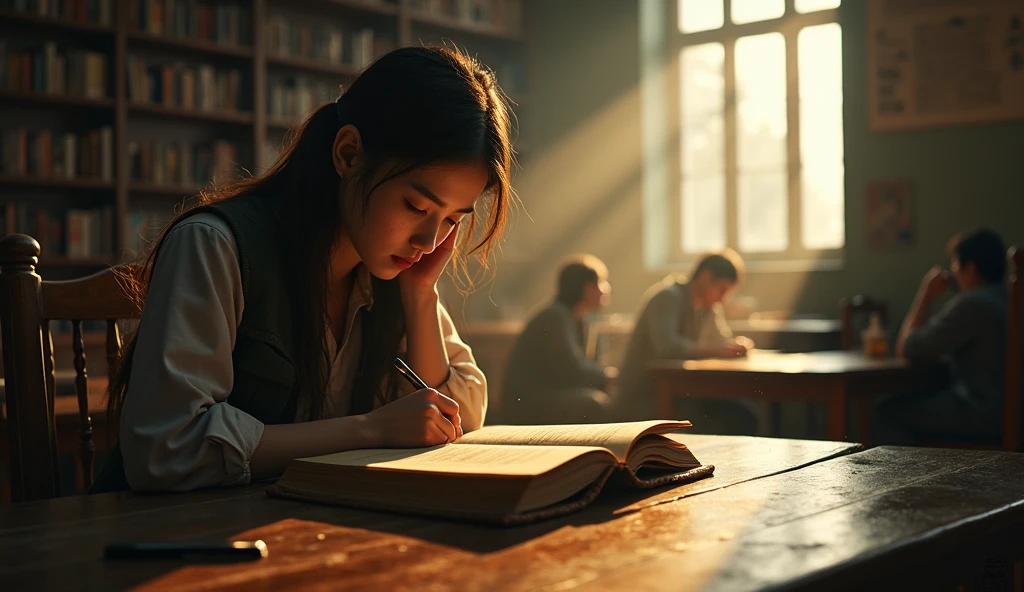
[401,289,451,388]
[249,414,378,481]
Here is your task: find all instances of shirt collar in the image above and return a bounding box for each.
[353,263,374,311]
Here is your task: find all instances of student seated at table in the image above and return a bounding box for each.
[616,250,757,434]
[873,228,1008,445]
[501,255,616,424]
[89,47,514,492]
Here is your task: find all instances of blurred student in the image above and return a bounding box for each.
[617,250,757,434]
[873,228,1008,445]
[502,255,616,424]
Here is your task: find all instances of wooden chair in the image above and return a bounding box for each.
[0,234,139,503]
[839,295,888,350]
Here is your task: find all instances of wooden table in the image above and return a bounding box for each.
[649,350,943,443]
[3,437,1024,591]
[728,318,842,352]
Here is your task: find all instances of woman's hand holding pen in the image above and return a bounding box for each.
[365,389,463,447]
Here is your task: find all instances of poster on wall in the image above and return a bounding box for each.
[867,0,1024,131]
[866,180,915,249]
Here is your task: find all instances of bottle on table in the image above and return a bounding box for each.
[861,312,890,358]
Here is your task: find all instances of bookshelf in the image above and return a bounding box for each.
[0,0,529,269]
[126,30,255,59]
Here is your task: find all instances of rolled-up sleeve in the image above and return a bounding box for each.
[120,216,264,492]
[434,305,487,431]
[394,303,488,431]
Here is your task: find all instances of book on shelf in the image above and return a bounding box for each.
[122,209,172,256]
[2,203,113,258]
[126,54,242,113]
[265,14,344,66]
[268,420,715,525]
[0,40,107,98]
[127,137,238,188]
[65,206,113,258]
[1,125,113,181]
[267,75,336,121]
[265,13,393,69]
[410,0,522,34]
[131,0,251,47]
[0,0,114,27]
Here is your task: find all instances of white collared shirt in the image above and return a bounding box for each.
[119,213,487,491]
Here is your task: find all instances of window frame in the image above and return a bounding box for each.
[667,0,844,271]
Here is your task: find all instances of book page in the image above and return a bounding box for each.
[299,444,611,476]
[458,420,691,462]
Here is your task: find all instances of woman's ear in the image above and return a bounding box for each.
[332,125,363,178]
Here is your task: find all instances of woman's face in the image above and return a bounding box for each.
[343,162,489,280]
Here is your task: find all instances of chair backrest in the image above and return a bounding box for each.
[0,234,140,502]
[1004,246,1022,452]
[839,295,889,350]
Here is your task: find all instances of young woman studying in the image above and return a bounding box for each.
[91,46,513,492]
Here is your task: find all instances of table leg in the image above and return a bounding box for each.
[826,381,848,441]
[771,402,783,437]
[855,396,873,447]
[656,378,674,419]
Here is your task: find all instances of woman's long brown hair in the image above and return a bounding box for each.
[107,46,515,433]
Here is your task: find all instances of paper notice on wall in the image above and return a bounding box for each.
[868,0,1024,130]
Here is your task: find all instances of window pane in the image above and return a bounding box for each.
[795,0,841,13]
[682,177,726,252]
[799,23,844,249]
[731,0,784,24]
[736,33,787,170]
[680,42,726,252]
[799,24,843,166]
[738,171,788,252]
[682,116,724,174]
[678,0,723,33]
[680,43,724,174]
[736,33,788,252]
[680,43,724,120]
[802,164,845,249]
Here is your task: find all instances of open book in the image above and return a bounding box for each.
[267,420,715,525]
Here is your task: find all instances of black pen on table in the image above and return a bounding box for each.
[392,356,460,433]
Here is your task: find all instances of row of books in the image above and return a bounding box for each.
[0,41,108,98]
[1,126,113,181]
[131,0,250,47]
[267,76,335,122]
[2,204,115,258]
[0,204,181,261]
[0,0,114,27]
[126,55,243,113]
[265,15,344,66]
[410,0,522,33]
[266,17,388,69]
[126,138,238,188]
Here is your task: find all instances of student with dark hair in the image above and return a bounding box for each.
[92,46,513,492]
[501,255,615,424]
[874,228,1009,445]
[617,249,757,433]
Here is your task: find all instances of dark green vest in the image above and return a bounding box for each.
[90,194,305,493]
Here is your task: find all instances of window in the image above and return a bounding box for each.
[670,0,844,267]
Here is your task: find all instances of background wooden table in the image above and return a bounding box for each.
[3,436,1022,591]
[728,318,842,353]
[649,350,943,443]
